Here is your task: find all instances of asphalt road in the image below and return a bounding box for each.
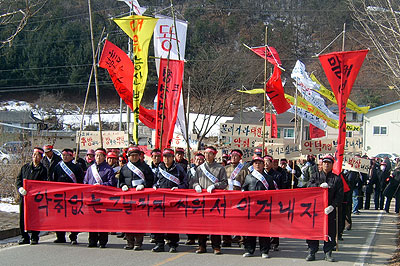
[0,209,397,266]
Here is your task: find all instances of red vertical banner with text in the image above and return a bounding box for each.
[319,50,368,178]
[265,113,277,138]
[155,59,184,150]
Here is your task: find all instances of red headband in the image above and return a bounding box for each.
[163,149,174,156]
[231,151,242,157]
[95,150,106,155]
[205,148,217,154]
[62,151,73,156]
[151,151,162,156]
[195,153,205,158]
[33,148,44,155]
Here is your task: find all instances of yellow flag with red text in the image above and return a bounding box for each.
[113,15,158,143]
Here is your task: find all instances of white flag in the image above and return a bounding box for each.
[153,14,188,74]
[291,60,339,121]
[287,105,327,130]
[118,0,146,15]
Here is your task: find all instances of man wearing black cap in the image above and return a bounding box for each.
[42,144,61,180]
[16,147,47,245]
[152,148,188,253]
[193,146,228,255]
[119,146,154,250]
[305,155,343,262]
[242,156,277,259]
[52,148,85,245]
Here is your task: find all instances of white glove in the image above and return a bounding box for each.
[207,184,215,193]
[153,185,157,190]
[320,182,329,189]
[18,187,27,196]
[121,185,129,192]
[94,183,100,185]
[291,169,296,174]
[291,180,295,186]
[286,166,292,172]
[324,205,334,215]
[171,187,178,191]
[136,184,144,191]
[194,185,202,193]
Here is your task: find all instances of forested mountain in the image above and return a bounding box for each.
[0,0,395,109]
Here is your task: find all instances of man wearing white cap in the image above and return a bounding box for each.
[42,144,61,180]
[193,146,228,255]
[305,155,343,262]
[16,147,47,245]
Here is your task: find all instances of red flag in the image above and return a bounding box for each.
[318,49,368,178]
[265,65,291,114]
[309,123,326,139]
[265,113,277,138]
[98,40,134,109]
[99,40,158,129]
[250,46,282,66]
[155,59,184,150]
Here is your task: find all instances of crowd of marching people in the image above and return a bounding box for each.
[15,144,400,262]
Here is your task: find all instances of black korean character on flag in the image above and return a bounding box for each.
[87,193,103,214]
[210,195,226,218]
[300,199,318,228]
[68,193,84,215]
[278,198,295,223]
[236,196,251,219]
[54,192,67,217]
[34,190,52,216]
[153,194,166,217]
[255,196,272,222]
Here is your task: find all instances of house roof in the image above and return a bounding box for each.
[368,100,400,112]
[0,111,37,123]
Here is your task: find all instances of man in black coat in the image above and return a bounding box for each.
[16,147,48,245]
[41,144,62,180]
[242,156,277,259]
[384,167,400,213]
[52,148,85,244]
[378,161,391,210]
[119,146,154,250]
[305,155,344,262]
[152,148,188,253]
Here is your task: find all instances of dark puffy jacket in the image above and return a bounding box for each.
[155,161,188,189]
[42,153,62,180]
[242,171,277,191]
[308,170,344,208]
[52,161,85,184]
[16,162,47,189]
[119,160,154,188]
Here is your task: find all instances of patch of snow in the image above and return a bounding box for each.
[0,202,19,213]
[0,101,32,112]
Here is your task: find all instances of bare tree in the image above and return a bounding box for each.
[0,0,47,48]
[348,0,400,96]
[186,46,259,149]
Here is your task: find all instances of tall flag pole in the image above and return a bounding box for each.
[262,26,268,156]
[88,0,103,148]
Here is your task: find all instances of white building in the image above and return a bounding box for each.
[363,100,400,157]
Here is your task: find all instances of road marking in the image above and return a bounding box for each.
[152,251,192,266]
[354,210,384,266]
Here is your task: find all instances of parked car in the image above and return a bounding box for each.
[375,153,399,168]
[0,148,18,164]
[2,141,31,154]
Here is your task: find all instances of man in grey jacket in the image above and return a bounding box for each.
[192,146,228,255]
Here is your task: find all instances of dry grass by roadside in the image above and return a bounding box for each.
[389,214,400,265]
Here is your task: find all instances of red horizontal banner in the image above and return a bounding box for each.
[24,180,328,241]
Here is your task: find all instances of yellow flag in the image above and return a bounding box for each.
[237,88,264,94]
[310,73,370,114]
[113,15,158,144]
[285,94,360,131]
